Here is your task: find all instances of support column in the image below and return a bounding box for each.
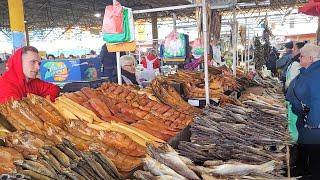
[202,0,210,105]
[25,22,30,46]
[317,17,320,45]
[151,13,158,51]
[8,0,26,51]
[232,10,238,76]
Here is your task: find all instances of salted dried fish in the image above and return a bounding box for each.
[203,160,224,167]
[71,165,95,180]
[92,151,122,179]
[62,139,82,157]
[82,152,112,179]
[39,149,62,173]
[134,170,156,180]
[156,175,179,180]
[14,160,56,178]
[18,170,52,180]
[62,169,86,180]
[78,159,100,180]
[147,144,200,180]
[143,156,186,180]
[56,144,80,161]
[47,146,70,167]
[0,173,30,180]
[37,158,59,179]
[210,161,275,176]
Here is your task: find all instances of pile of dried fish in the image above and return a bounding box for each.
[0,173,30,180]
[178,102,289,176]
[134,143,200,180]
[253,72,282,88]
[15,139,122,180]
[0,146,24,174]
[242,93,286,117]
[0,95,150,173]
[134,144,282,180]
[150,77,201,115]
[162,70,241,99]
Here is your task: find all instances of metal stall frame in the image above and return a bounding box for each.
[131,1,211,105]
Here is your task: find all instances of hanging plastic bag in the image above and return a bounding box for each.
[103,8,130,43]
[127,8,135,41]
[191,38,204,56]
[102,1,123,34]
[164,31,186,58]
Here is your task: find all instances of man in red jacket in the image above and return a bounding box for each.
[0,46,60,104]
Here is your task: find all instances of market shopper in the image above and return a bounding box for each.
[47,54,55,60]
[0,46,60,104]
[266,46,278,75]
[286,43,320,179]
[276,41,293,92]
[119,55,138,85]
[286,42,305,143]
[100,44,125,82]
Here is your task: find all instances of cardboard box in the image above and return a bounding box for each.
[40,58,102,83]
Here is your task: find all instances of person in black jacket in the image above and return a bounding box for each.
[266,46,278,75]
[99,44,125,82]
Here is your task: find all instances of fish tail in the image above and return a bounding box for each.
[260,160,275,173]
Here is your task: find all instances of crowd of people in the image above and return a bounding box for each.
[45,50,98,60]
[265,41,320,179]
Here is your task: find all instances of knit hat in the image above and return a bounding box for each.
[285,41,293,49]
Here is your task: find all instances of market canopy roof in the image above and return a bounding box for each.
[0,0,307,30]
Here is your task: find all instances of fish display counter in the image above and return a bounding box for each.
[0,63,290,179]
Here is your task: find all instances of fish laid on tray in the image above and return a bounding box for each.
[134,143,200,180]
[178,102,289,177]
[134,144,285,180]
[14,139,122,180]
[0,94,147,173]
[62,83,194,141]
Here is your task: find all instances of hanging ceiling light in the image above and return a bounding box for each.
[94,13,101,18]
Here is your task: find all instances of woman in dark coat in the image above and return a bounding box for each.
[286,44,320,179]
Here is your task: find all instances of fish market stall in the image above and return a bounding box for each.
[0,75,290,179]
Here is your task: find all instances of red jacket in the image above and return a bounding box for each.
[0,48,60,104]
[141,54,160,69]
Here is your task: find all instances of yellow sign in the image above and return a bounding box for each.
[39,51,47,58]
[136,20,146,41]
[106,42,136,52]
[8,0,25,32]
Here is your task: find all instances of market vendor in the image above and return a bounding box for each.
[141,49,160,70]
[119,55,139,85]
[139,49,160,82]
[0,46,60,104]
[276,41,293,92]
